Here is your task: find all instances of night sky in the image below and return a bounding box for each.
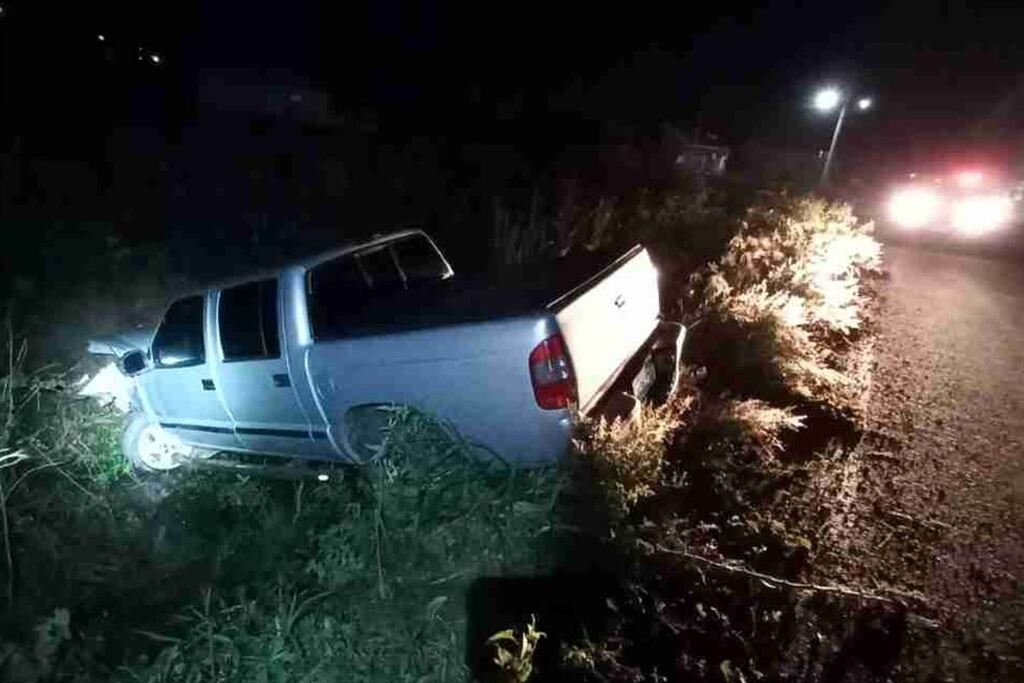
[1,1,1022,173]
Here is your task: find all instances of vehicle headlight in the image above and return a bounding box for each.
[888,187,941,229]
[952,194,1013,236]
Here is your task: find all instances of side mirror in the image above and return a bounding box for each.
[120,349,149,376]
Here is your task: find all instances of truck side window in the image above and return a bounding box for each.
[307,244,407,340]
[392,235,451,284]
[152,295,206,368]
[308,255,371,340]
[219,279,280,361]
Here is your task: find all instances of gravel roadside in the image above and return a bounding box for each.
[821,244,1024,681]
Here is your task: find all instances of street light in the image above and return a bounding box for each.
[813,86,873,185]
[814,88,841,112]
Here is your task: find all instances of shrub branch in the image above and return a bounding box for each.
[651,543,929,606]
[0,472,11,606]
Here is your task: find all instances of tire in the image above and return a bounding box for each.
[122,412,191,473]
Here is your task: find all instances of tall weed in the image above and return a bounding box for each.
[575,403,684,520]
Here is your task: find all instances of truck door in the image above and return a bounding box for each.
[138,294,240,450]
[303,234,454,461]
[210,278,317,455]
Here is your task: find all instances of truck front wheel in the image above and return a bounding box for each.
[122,413,193,473]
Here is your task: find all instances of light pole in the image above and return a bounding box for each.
[814,88,872,185]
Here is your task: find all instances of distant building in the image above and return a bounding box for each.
[675,143,729,176]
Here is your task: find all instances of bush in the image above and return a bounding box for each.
[689,193,881,334]
[710,399,806,458]
[574,403,684,520]
[563,192,886,682]
[691,287,850,406]
[685,193,880,411]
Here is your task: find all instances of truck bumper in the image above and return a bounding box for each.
[585,319,687,422]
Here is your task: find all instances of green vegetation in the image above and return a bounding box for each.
[1,355,562,681]
[1,186,888,682]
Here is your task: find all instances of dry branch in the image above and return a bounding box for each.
[880,508,953,532]
[653,543,930,606]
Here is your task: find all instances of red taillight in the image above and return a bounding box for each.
[529,334,577,410]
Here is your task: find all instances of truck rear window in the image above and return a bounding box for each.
[218,279,281,361]
[306,235,450,341]
[393,235,451,283]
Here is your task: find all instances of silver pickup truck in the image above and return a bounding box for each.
[89,229,682,471]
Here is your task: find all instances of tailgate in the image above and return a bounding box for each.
[551,246,660,411]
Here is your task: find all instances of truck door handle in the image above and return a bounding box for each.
[272,373,291,388]
[614,294,626,308]
[201,379,215,391]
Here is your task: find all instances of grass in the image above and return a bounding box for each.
[0,357,565,682]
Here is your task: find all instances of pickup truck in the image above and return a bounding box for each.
[89,229,683,472]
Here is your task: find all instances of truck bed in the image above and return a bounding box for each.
[313,247,639,336]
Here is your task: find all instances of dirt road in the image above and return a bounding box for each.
[834,244,1024,680]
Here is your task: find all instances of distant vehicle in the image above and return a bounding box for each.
[883,167,1022,240]
[88,230,682,472]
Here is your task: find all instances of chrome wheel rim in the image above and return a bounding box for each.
[136,424,189,471]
